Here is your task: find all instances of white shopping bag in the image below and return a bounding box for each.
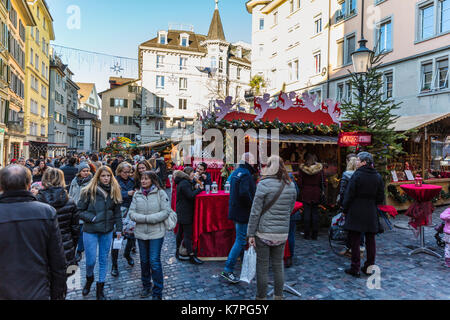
[113,238,123,250]
[239,246,257,284]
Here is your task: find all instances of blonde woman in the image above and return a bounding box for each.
[77,166,123,300]
[36,167,80,268]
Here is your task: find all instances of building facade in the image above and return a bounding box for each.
[6,0,35,161]
[23,0,54,159]
[138,2,251,143]
[76,82,101,153]
[99,77,142,149]
[66,68,79,154]
[0,0,10,167]
[48,54,68,156]
[246,0,450,116]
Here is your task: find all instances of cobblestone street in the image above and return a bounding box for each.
[66,206,449,300]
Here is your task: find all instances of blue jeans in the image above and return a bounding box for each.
[224,223,248,273]
[288,218,297,258]
[77,225,84,253]
[137,238,164,298]
[84,231,113,283]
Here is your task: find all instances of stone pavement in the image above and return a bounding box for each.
[66,205,449,300]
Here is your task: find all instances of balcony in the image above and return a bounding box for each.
[144,107,166,118]
[7,122,25,133]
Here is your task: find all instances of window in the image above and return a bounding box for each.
[436,58,449,89]
[179,77,187,90]
[259,18,264,30]
[377,20,392,53]
[179,98,187,110]
[274,11,278,25]
[156,55,164,68]
[158,32,167,44]
[30,48,33,66]
[30,99,38,114]
[314,52,321,74]
[384,71,394,98]
[420,3,435,39]
[310,89,322,104]
[337,83,344,101]
[237,67,241,80]
[36,28,40,45]
[156,120,164,131]
[259,44,264,57]
[421,61,433,92]
[345,35,356,64]
[35,54,39,70]
[337,40,344,66]
[181,36,188,47]
[219,57,224,73]
[288,59,299,81]
[156,75,165,89]
[314,17,322,34]
[336,0,357,22]
[41,105,45,117]
[41,125,45,136]
[89,97,95,105]
[155,97,164,113]
[180,57,187,70]
[290,0,294,13]
[42,62,45,77]
[211,56,217,69]
[440,0,450,33]
[41,85,46,98]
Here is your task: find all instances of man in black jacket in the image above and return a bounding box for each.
[0,165,67,300]
[61,157,78,188]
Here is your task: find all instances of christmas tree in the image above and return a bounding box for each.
[340,53,408,183]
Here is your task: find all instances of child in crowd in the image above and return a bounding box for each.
[30,182,43,196]
[440,208,450,267]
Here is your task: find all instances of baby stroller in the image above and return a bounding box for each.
[328,213,348,256]
[435,222,445,248]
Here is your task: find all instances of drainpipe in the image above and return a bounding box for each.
[326,0,331,99]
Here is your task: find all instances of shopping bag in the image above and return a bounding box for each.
[239,247,257,284]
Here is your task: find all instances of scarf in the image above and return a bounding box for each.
[141,185,157,197]
[77,174,93,186]
[98,183,111,193]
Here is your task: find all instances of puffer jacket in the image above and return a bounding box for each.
[247,176,297,237]
[69,174,93,206]
[440,208,450,234]
[36,187,80,266]
[77,187,123,234]
[128,187,171,240]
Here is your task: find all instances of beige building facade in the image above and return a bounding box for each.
[246,0,450,116]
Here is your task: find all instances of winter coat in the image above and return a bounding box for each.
[0,191,67,300]
[299,163,323,204]
[228,162,257,224]
[36,187,80,266]
[69,174,93,206]
[174,171,202,225]
[342,165,385,233]
[440,208,450,234]
[61,165,78,187]
[77,187,123,234]
[338,171,355,207]
[116,176,135,209]
[128,188,171,240]
[155,158,168,185]
[247,177,297,237]
[33,174,43,183]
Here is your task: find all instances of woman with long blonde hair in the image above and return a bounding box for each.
[78,166,123,300]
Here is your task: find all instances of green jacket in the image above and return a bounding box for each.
[78,187,123,234]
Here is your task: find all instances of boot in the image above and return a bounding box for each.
[111,264,119,277]
[189,254,204,265]
[124,254,135,267]
[96,282,107,300]
[274,295,284,300]
[311,231,318,240]
[284,257,293,268]
[82,276,94,296]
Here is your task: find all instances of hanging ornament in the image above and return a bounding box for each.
[111,62,124,75]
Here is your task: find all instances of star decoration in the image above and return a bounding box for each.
[110,62,124,75]
[168,74,178,85]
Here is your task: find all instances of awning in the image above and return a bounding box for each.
[139,139,172,149]
[392,113,450,132]
[245,132,338,145]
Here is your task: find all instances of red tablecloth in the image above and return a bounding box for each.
[194,191,235,258]
[378,205,399,217]
[400,184,442,229]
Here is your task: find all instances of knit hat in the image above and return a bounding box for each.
[78,162,90,173]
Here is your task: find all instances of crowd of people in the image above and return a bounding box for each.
[0,150,448,301]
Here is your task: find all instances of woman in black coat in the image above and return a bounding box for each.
[174,167,203,264]
[36,167,80,267]
[342,152,385,277]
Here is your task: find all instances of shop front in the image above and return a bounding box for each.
[387,113,450,210]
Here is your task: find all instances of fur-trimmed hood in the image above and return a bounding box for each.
[174,170,191,184]
[300,163,323,176]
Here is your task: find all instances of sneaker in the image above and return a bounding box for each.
[220,271,240,284]
[140,288,152,298]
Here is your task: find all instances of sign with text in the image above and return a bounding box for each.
[338,132,372,147]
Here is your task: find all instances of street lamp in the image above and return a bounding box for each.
[351,38,373,74]
[180,116,186,129]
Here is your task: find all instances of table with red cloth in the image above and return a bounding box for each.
[400,184,442,229]
[378,205,399,218]
[193,191,235,258]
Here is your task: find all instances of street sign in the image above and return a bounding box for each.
[338,132,372,147]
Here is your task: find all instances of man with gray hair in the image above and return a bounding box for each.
[0,165,67,300]
[342,152,385,278]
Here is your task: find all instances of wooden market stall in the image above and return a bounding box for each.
[387,113,450,210]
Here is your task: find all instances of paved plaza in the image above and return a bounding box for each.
[67,206,449,300]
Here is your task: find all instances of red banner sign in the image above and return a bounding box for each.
[338,132,372,147]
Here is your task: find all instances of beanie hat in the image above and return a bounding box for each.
[78,162,90,173]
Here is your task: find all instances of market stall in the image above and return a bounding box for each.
[387,113,450,211]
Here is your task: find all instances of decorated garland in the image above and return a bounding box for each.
[202,116,340,136]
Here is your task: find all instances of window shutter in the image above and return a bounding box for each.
[129,116,133,124]
[124,99,128,108]
[4,100,9,123]
[110,98,114,107]
[124,116,128,125]
[110,115,113,124]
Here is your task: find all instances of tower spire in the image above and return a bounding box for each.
[207,0,226,41]
[215,0,218,10]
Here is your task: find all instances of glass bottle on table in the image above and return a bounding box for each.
[211,181,218,194]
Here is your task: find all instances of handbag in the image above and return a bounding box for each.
[158,190,177,231]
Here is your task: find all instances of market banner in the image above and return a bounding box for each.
[338,132,372,147]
